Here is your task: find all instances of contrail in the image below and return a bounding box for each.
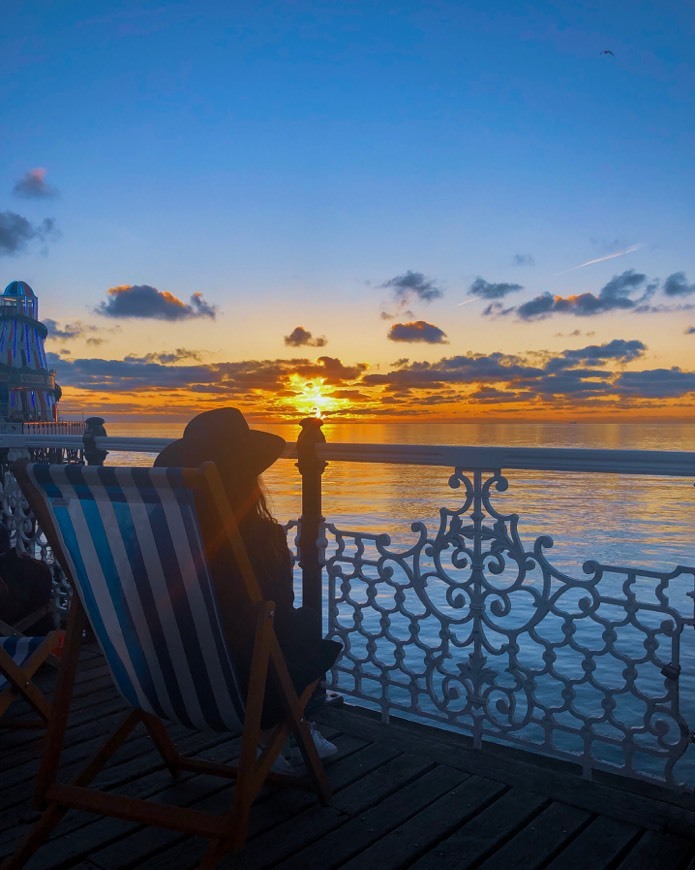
[556,244,642,275]
[455,296,482,307]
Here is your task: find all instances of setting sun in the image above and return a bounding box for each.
[288,376,353,419]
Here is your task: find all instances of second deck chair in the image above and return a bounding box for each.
[0,631,58,727]
[9,459,332,868]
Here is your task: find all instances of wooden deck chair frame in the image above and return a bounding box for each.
[0,630,59,728]
[8,459,331,869]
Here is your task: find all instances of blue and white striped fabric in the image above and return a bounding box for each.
[25,464,246,732]
[0,635,47,691]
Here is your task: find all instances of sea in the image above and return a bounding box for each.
[106,419,695,573]
[100,419,695,782]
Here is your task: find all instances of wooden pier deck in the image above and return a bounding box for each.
[1,645,694,869]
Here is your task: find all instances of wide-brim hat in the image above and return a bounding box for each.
[154,407,285,481]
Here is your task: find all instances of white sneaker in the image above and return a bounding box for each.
[288,721,337,765]
[257,745,300,775]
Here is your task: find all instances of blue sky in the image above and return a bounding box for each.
[1,1,694,421]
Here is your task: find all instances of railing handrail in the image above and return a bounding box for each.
[315,442,695,477]
[0,434,694,477]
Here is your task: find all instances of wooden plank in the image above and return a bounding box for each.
[0,732,238,861]
[615,829,695,870]
[282,774,505,870]
[322,707,695,839]
[408,787,548,870]
[476,801,592,869]
[269,765,466,870]
[544,816,641,869]
[105,735,389,869]
[206,753,446,869]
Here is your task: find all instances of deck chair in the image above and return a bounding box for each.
[8,459,332,868]
[0,631,59,727]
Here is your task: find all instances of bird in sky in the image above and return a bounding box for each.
[600,49,615,56]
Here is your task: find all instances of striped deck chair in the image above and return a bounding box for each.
[0,632,58,727]
[9,459,331,868]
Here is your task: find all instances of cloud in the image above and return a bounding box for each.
[359,338,695,403]
[505,270,658,320]
[381,270,443,304]
[46,334,695,417]
[512,254,535,267]
[388,321,448,343]
[543,339,646,373]
[553,329,595,337]
[0,212,58,256]
[44,318,116,344]
[125,348,204,364]
[48,352,366,395]
[468,277,523,299]
[12,168,58,199]
[686,326,695,335]
[96,284,218,320]
[663,272,695,297]
[613,368,695,398]
[44,319,85,341]
[284,326,327,347]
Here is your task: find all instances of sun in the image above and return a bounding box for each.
[291,377,340,418]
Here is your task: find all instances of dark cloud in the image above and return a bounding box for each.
[46,335,695,412]
[544,339,646,373]
[12,168,58,199]
[363,351,539,388]
[510,270,658,320]
[0,212,58,256]
[48,352,365,395]
[44,319,84,341]
[469,386,528,403]
[513,254,535,267]
[553,329,595,338]
[381,270,443,303]
[686,326,695,335]
[388,321,448,343]
[294,356,367,383]
[358,338,695,403]
[125,348,204,364]
[284,326,327,347]
[663,272,695,297]
[96,285,217,320]
[44,318,113,344]
[469,277,523,299]
[613,368,695,398]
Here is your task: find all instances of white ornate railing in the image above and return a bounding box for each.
[1,433,694,793]
[315,443,695,793]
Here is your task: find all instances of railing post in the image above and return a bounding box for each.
[83,417,108,466]
[297,415,327,639]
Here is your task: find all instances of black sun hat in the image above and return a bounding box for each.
[154,408,285,481]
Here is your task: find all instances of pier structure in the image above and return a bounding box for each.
[0,280,58,425]
[0,425,694,864]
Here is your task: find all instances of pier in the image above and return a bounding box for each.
[1,644,694,868]
[1,427,694,866]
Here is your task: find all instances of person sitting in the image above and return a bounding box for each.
[0,522,56,636]
[154,407,342,770]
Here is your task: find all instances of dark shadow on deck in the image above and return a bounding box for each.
[1,646,693,869]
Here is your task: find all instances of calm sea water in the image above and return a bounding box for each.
[107,419,695,572]
[105,419,695,781]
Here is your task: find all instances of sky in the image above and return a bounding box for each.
[1,0,694,424]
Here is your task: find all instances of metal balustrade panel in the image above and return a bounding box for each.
[323,467,695,791]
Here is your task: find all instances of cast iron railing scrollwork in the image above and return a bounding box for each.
[323,465,695,791]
